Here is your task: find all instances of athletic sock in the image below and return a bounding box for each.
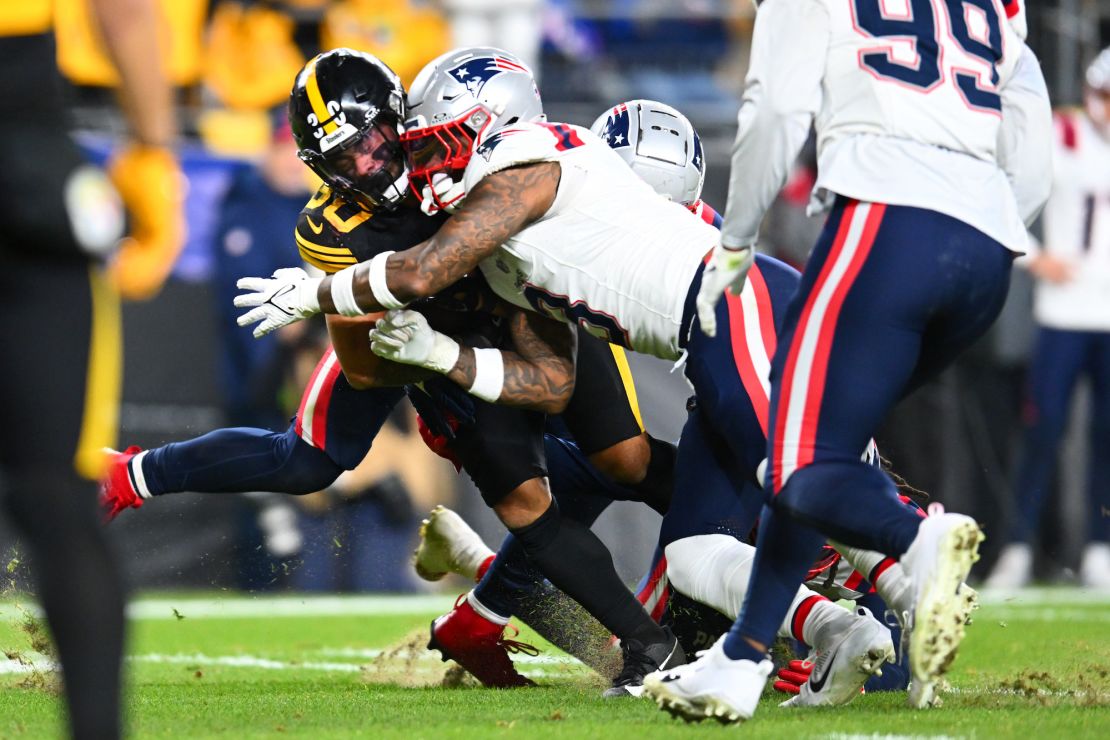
[472,535,538,621]
[512,499,665,646]
[466,590,509,625]
[723,505,826,662]
[474,555,496,582]
[625,435,676,515]
[835,543,911,616]
[139,424,342,496]
[784,592,829,645]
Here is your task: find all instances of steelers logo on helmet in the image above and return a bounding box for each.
[289,48,409,210]
[401,47,544,211]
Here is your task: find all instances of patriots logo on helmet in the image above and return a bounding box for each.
[598,104,631,148]
[691,130,704,173]
[447,56,529,97]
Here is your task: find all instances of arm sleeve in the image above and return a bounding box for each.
[997,43,1053,228]
[719,0,829,249]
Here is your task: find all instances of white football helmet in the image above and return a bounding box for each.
[590,99,705,206]
[401,47,544,210]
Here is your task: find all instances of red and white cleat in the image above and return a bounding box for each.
[98,446,145,523]
[428,594,538,688]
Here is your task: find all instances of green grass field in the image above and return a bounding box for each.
[1,588,1107,738]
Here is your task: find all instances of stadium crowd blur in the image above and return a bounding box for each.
[3,0,1107,593]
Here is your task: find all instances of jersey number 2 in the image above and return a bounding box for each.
[852,0,1003,112]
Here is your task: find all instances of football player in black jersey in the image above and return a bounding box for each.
[0,1,183,737]
[102,49,683,694]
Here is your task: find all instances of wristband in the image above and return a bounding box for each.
[331,265,364,316]
[369,251,406,310]
[468,348,504,403]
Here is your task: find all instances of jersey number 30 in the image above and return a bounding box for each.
[852,0,1003,112]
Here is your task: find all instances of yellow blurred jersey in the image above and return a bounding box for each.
[53,0,206,86]
[0,0,52,36]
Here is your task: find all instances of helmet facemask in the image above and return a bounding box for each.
[400,106,492,212]
[300,116,410,210]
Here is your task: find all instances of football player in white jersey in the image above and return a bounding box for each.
[233,42,1003,703]
[986,47,1110,591]
[642,0,1053,722]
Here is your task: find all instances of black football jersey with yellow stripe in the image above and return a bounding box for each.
[294,184,448,273]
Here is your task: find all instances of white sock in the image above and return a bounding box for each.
[833,543,911,616]
[466,590,509,625]
[129,450,153,499]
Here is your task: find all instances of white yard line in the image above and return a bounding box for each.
[0,588,1105,623]
[0,650,578,678]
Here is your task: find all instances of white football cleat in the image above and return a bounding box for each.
[781,607,894,708]
[900,508,984,709]
[643,636,773,724]
[1079,543,1110,590]
[412,505,494,581]
[983,543,1033,590]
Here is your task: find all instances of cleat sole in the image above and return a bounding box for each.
[909,521,984,709]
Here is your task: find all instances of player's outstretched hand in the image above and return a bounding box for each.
[772,659,813,695]
[696,244,754,337]
[370,309,461,373]
[234,267,322,338]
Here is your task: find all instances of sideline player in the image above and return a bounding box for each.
[104,48,684,694]
[986,47,1110,590]
[644,0,1053,721]
[0,0,183,736]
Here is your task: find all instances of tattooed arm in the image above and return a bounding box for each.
[318,162,560,313]
[447,309,577,414]
[369,306,577,414]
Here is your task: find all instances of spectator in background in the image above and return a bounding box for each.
[213,115,312,429]
[277,322,445,593]
[986,49,1110,590]
[205,0,450,110]
[321,0,450,86]
[440,0,544,74]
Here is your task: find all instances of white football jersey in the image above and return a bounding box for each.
[1034,112,1110,331]
[461,122,718,360]
[720,0,1039,253]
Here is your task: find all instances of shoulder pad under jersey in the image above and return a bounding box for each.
[295,185,363,273]
[295,185,450,273]
[463,121,588,193]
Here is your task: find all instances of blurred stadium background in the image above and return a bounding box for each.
[2,0,1107,595]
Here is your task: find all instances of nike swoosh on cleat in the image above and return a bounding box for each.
[808,646,839,693]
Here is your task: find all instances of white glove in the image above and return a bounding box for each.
[695,244,755,338]
[420,173,466,216]
[369,309,460,373]
[234,267,322,338]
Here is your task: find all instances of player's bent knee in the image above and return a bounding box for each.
[493,477,554,530]
[274,428,345,495]
[665,534,750,613]
[587,434,650,485]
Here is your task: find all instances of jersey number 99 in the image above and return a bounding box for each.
[851,0,1004,113]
